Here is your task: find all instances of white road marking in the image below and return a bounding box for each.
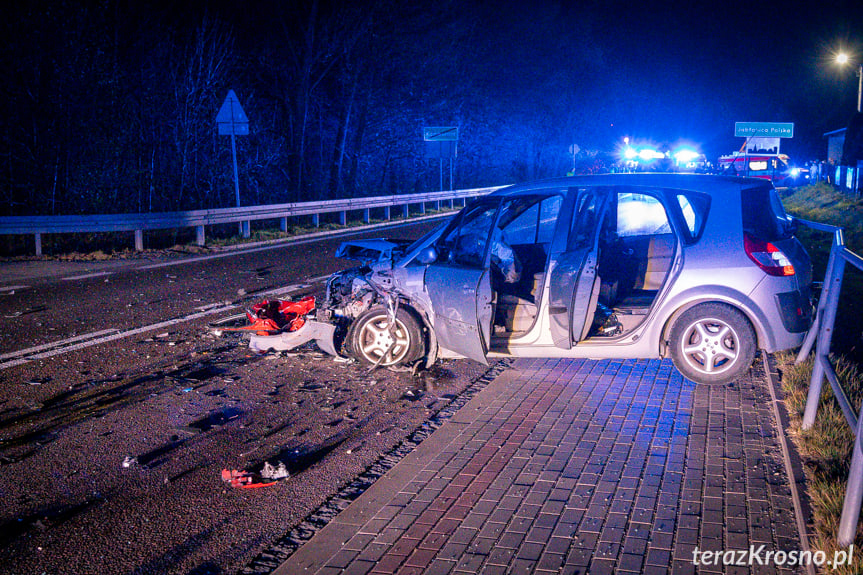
[0,329,122,361]
[62,271,114,281]
[0,304,238,370]
[0,285,30,293]
[1,278,329,370]
[135,216,448,272]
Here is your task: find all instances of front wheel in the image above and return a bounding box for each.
[348,307,425,367]
[668,303,756,385]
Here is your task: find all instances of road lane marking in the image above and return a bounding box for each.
[0,278,330,370]
[62,271,114,281]
[0,329,121,361]
[0,304,239,370]
[135,216,448,272]
[0,285,30,293]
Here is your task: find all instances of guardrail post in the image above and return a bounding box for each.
[339,211,346,226]
[196,226,205,246]
[434,200,440,211]
[803,241,846,429]
[280,217,288,233]
[384,206,391,220]
[312,214,319,227]
[798,229,843,362]
[34,233,42,256]
[241,221,250,238]
[363,209,370,224]
[839,414,863,546]
[449,198,454,209]
[134,230,144,251]
[402,204,409,218]
[419,202,426,215]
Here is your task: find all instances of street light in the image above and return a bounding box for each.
[836,52,863,113]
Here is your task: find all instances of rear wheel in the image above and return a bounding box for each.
[669,303,756,385]
[348,307,424,367]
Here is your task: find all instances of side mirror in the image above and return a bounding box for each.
[417,246,439,265]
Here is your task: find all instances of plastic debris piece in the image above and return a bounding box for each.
[214,296,316,337]
[122,456,138,468]
[261,461,289,480]
[221,468,277,489]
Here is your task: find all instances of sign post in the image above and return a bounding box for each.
[216,90,250,235]
[424,127,458,190]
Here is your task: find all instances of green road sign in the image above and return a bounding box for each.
[734,122,794,138]
[423,126,459,141]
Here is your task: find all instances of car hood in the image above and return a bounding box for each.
[334,239,412,265]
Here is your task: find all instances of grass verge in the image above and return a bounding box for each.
[777,352,863,574]
[776,183,863,573]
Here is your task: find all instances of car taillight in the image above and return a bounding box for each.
[744,233,795,276]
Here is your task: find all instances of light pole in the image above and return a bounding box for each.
[837,52,863,113]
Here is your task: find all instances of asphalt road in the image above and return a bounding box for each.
[0,219,494,575]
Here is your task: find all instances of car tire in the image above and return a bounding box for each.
[348,307,424,367]
[668,303,756,385]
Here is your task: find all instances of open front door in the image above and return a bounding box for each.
[548,188,607,348]
[426,266,493,364]
[423,199,500,365]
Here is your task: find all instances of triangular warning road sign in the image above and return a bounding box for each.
[216,90,249,124]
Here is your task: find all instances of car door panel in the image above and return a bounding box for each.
[549,189,607,348]
[426,266,492,364]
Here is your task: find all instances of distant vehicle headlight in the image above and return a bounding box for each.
[673,149,700,163]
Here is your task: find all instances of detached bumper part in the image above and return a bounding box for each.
[248,320,338,356]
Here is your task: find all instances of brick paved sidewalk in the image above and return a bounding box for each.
[275,357,805,574]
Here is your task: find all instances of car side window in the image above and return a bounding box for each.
[499,194,563,245]
[568,190,602,249]
[675,191,710,241]
[537,195,563,244]
[616,192,671,237]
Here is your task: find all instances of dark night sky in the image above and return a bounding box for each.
[4,0,863,216]
[30,0,863,159]
[475,0,863,160]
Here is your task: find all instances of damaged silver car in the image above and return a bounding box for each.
[256,173,813,385]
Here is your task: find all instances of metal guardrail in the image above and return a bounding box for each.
[0,186,505,255]
[795,218,863,546]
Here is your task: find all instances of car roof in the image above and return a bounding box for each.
[488,173,771,197]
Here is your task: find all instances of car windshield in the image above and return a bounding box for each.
[402,221,448,255]
[741,184,793,241]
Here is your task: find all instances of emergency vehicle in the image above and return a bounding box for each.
[718,150,792,183]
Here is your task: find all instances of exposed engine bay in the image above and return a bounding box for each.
[221,237,434,370]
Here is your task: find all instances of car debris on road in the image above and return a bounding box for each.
[212,295,339,357]
[221,461,289,489]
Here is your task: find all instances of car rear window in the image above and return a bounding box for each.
[741,185,793,241]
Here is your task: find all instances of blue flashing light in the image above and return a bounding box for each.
[673,149,700,164]
[638,148,663,161]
